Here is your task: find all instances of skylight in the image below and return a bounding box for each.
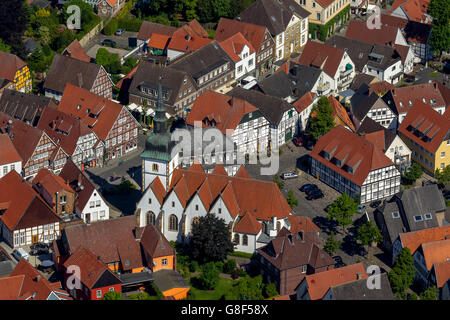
[271,16,276,22]
[414,215,423,222]
[392,212,400,219]
[424,213,432,220]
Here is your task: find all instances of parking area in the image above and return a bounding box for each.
[83,31,138,55]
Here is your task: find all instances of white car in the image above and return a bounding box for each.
[281,172,299,180]
[12,248,29,261]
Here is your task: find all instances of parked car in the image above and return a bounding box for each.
[30,243,49,251]
[300,184,318,192]
[358,204,366,213]
[281,172,298,180]
[12,248,29,261]
[333,256,346,268]
[305,140,314,150]
[30,247,49,256]
[306,190,324,200]
[370,200,382,208]
[292,136,303,146]
[306,187,322,196]
[443,190,450,200]
[114,28,124,36]
[100,39,117,47]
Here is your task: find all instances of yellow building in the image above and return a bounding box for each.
[398,101,450,175]
[0,51,32,93]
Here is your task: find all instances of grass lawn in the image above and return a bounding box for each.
[188,277,235,300]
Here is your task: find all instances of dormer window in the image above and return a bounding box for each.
[321,151,330,160]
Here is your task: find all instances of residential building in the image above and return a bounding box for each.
[296,262,368,300]
[299,41,356,93]
[58,84,141,161]
[293,91,316,132]
[327,95,356,132]
[297,0,350,35]
[128,62,198,117]
[62,247,122,300]
[0,259,70,300]
[44,54,114,101]
[429,260,450,300]
[169,41,235,95]
[356,117,412,171]
[398,101,450,175]
[310,126,401,204]
[166,20,212,62]
[218,32,256,82]
[237,0,310,60]
[382,81,450,125]
[255,228,334,295]
[137,21,177,51]
[136,162,294,250]
[59,159,110,223]
[0,246,14,278]
[388,0,432,24]
[228,87,299,150]
[380,13,433,62]
[325,272,394,300]
[32,169,76,217]
[0,134,22,179]
[374,184,446,254]
[0,51,32,94]
[62,39,91,63]
[214,18,276,78]
[0,89,58,127]
[0,114,66,179]
[414,239,450,287]
[97,0,121,17]
[0,171,61,248]
[350,83,397,130]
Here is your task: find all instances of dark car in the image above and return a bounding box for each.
[292,136,303,146]
[443,190,450,200]
[333,256,346,268]
[30,243,48,251]
[370,200,382,208]
[305,187,322,196]
[306,190,324,200]
[300,184,318,192]
[100,39,117,47]
[305,140,314,150]
[30,247,49,256]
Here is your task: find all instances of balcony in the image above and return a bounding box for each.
[338,76,353,88]
[317,82,331,95]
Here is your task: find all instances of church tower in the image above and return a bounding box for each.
[140,74,178,192]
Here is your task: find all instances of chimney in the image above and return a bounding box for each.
[35,275,41,282]
[356,272,363,280]
[272,216,277,230]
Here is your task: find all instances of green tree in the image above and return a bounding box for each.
[62,0,96,33]
[307,96,335,141]
[434,164,450,184]
[223,259,236,274]
[225,275,265,300]
[102,291,123,300]
[356,221,383,246]
[0,0,29,58]
[273,174,284,190]
[420,286,438,300]
[196,261,220,290]
[28,48,47,73]
[403,162,423,185]
[327,193,358,234]
[427,0,450,56]
[388,247,416,299]
[50,29,75,53]
[197,0,231,23]
[0,39,11,53]
[189,214,234,263]
[264,282,279,298]
[103,18,119,36]
[324,231,341,255]
[286,189,298,209]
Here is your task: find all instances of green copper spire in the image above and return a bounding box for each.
[153,75,167,133]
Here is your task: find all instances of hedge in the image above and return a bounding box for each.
[118,17,143,32]
[229,251,254,259]
[103,18,118,36]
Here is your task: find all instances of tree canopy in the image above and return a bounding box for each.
[435,164,450,185]
[420,286,439,300]
[286,189,298,209]
[403,163,423,185]
[0,0,29,58]
[0,39,11,53]
[388,247,416,299]
[327,193,358,233]
[102,291,123,300]
[356,221,383,246]
[189,214,234,263]
[427,0,450,56]
[307,96,335,141]
[225,275,265,300]
[324,231,341,255]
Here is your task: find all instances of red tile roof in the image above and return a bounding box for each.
[148,33,171,50]
[115,65,138,90]
[315,0,335,7]
[0,275,26,299]
[214,18,270,55]
[137,21,177,41]
[346,20,400,46]
[0,51,26,82]
[399,225,450,254]
[287,215,320,233]
[150,176,166,204]
[218,32,255,63]
[299,41,345,78]
[0,170,60,231]
[169,164,292,221]
[186,90,259,135]
[168,20,212,53]
[433,260,450,288]
[304,263,368,300]
[421,239,450,270]
[63,39,90,63]
[310,126,394,186]
[234,211,262,234]
[388,0,431,24]
[57,83,123,141]
[380,13,431,44]
[139,223,175,259]
[293,92,315,114]
[328,95,355,132]
[398,101,450,154]
[235,165,250,179]
[33,168,74,196]
[369,81,395,95]
[0,134,21,166]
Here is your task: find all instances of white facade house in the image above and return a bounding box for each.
[81,190,110,223]
[0,134,21,178]
[363,58,403,84]
[219,32,257,81]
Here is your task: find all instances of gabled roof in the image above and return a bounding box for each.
[62,39,90,63]
[214,18,271,55]
[237,0,310,36]
[433,260,450,288]
[137,21,177,41]
[420,239,450,270]
[33,168,74,196]
[140,223,175,258]
[388,0,431,24]
[380,13,431,44]
[235,165,250,179]
[350,83,393,122]
[398,101,450,154]
[328,95,355,132]
[44,54,102,94]
[357,117,397,152]
[148,33,171,50]
[293,92,315,114]
[63,247,120,289]
[299,41,346,78]
[345,20,401,46]
[0,134,21,166]
[399,225,450,255]
[150,176,166,204]
[218,32,255,63]
[329,273,394,300]
[58,83,124,141]
[349,73,377,92]
[167,20,212,53]
[234,211,262,234]
[304,263,368,300]
[287,215,320,233]
[310,126,394,186]
[0,51,27,82]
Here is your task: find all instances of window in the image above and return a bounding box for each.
[218,208,222,214]
[147,212,156,225]
[99,211,105,218]
[234,233,240,244]
[242,235,248,246]
[302,265,307,273]
[152,164,158,172]
[3,166,8,175]
[414,215,423,222]
[172,201,175,207]
[392,212,400,219]
[96,200,101,207]
[148,198,152,204]
[162,258,168,266]
[109,287,114,292]
[424,213,432,220]
[441,152,445,158]
[195,205,198,211]
[90,201,95,208]
[96,290,102,298]
[169,214,178,231]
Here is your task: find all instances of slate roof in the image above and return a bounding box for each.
[350,83,394,122]
[237,0,310,36]
[228,86,293,125]
[329,273,394,300]
[349,74,376,91]
[0,89,57,127]
[152,269,189,293]
[376,201,405,244]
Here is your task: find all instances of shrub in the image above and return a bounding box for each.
[238,268,247,277]
[189,260,199,272]
[223,259,236,274]
[264,282,279,298]
[196,262,220,290]
[103,18,118,35]
[215,261,224,273]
